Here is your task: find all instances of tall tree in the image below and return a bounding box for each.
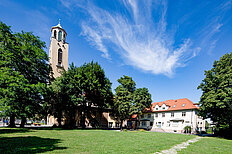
[76,62,113,128]
[133,88,152,116]
[198,52,232,136]
[0,21,50,127]
[113,75,152,130]
[49,62,113,128]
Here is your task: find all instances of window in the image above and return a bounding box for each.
[162,122,164,125]
[63,34,66,43]
[171,112,174,117]
[167,121,170,127]
[115,122,119,127]
[156,108,158,110]
[182,112,186,117]
[141,115,144,118]
[162,113,165,117]
[58,30,62,42]
[185,121,190,123]
[182,104,186,107]
[142,121,146,126]
[58,49,62,65]
[54,30,57,39]
[155,113,158,117]
[108,122,113,128]
[173,105,176,108]
[150,122,153,126]
[148,114,151,118]
[162,107,165,110]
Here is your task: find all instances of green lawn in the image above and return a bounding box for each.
[179,137,232,154]
[0,128,193,153]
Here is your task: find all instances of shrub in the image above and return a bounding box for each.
[184,126,191,133]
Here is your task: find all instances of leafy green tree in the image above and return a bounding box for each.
[133,88,152,116]
[198,52,232,136]
[46,76,69,127]
[49,62,113,128]
[113,75,152,130]
[76,62,113,128]
[0,21,50,127]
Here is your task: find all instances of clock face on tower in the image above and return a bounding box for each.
[49,20,69,78]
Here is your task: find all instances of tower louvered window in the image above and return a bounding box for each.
[63,34,66,43]
[54,30,57,39]
[58,30,62,42]
[58,49,62,65]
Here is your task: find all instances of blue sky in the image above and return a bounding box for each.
[1,0,232,103]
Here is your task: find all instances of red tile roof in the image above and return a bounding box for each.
[149,98,199,112]
[132,114,137,119]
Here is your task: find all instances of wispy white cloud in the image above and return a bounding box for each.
[59,0,229,76]
[79,1,198,77]
[197,0,230,55]
[199,20,223,54]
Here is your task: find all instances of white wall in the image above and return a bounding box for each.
[139,110,205,133]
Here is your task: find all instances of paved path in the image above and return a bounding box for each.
[154,136,201,154]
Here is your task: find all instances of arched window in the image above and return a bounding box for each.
[58,31,62,42]
[58,48,62,65]
[63,34,66,43]
[54,30,57,39]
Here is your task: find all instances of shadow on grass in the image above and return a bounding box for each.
[0,128,31,134]
[0,136,66,153]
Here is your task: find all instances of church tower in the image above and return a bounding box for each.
[49,19,69,78]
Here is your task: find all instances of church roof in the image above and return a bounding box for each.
[53,19,62,28]
[51,19,67,35]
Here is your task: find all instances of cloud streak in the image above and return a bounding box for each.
[60,0,229,76]
[79,1,198,76]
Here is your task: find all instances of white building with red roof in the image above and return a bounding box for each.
[139,98,205,133]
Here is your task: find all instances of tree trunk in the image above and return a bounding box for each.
[57,112,62,127]
[8,115,16,128]
[120,120,123,131]
[81,111,86,128]
[20,116,26,128]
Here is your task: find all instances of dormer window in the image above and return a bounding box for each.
[58,30,62,42]
[182,104,186,107]
[54,30,57,39]
[162,107,165,110]
[173,105,176,108]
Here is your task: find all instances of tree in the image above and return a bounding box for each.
[198,52,232,136]
[0,21,50,127]
[49,62,113,128]
[113,75,152,130]
[133,88,152,116]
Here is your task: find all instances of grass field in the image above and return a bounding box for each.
[179,137,232,154]
[0,128,231,153]
[0,128,194,153]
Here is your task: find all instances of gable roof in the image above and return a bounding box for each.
[150,98,199,112]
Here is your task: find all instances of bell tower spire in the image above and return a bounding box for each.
[49,19,69,78]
